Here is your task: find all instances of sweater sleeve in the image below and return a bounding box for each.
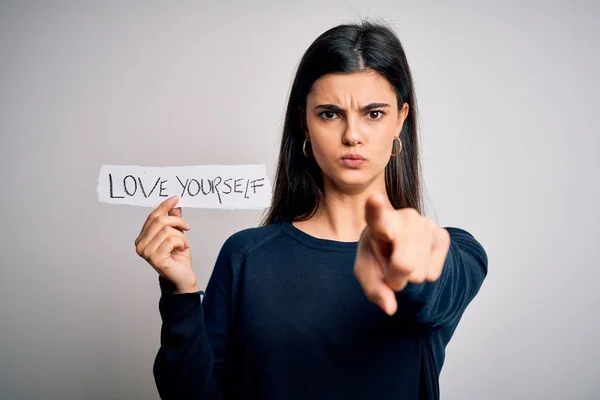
[394,227,488,328]
[152,237,237,399]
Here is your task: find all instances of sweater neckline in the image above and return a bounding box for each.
[279,221,358,253]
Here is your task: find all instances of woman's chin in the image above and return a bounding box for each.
[325,170,380,192]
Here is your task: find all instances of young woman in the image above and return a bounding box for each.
[135,21,488,400]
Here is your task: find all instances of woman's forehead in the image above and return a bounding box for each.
[307,71,396,105]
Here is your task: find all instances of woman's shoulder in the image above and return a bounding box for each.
[219,222,285,257]
[444,226,477,239]
[443,226,488,266]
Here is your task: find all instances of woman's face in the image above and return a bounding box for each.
[304,69,409,193]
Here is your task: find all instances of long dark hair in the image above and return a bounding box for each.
[262,20,423,226]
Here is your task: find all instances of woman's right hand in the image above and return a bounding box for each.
[135,195,198,293]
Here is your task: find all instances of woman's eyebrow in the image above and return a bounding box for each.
[314,103,391,112]
[314,104,342,112]
[361,103,391,111]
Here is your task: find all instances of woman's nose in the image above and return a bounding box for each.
[342,117,363,146]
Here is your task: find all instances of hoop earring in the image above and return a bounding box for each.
[391,137,402,157]
[303,138,312,158]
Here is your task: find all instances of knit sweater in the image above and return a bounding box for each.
[153,221,488,399]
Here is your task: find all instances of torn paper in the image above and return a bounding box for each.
[97,164,272,209]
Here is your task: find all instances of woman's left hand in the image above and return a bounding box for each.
[354,193,451,316]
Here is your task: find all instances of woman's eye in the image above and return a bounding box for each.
[320,111,338,120]
[368,110,384,120]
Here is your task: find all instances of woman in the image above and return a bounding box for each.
[135,20,488,399]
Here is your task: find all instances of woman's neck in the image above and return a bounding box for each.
[293,178,390,242]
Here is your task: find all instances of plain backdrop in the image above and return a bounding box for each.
[1,1,598,399]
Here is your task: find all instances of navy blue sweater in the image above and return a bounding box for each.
[153,221,488,399]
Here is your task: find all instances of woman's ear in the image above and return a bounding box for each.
[396,102,409,133]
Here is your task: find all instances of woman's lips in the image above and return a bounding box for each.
[340,154,366,168]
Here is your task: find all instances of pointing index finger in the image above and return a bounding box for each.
[365,193,395,242]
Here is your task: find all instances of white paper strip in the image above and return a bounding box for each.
[97,164,272,209]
